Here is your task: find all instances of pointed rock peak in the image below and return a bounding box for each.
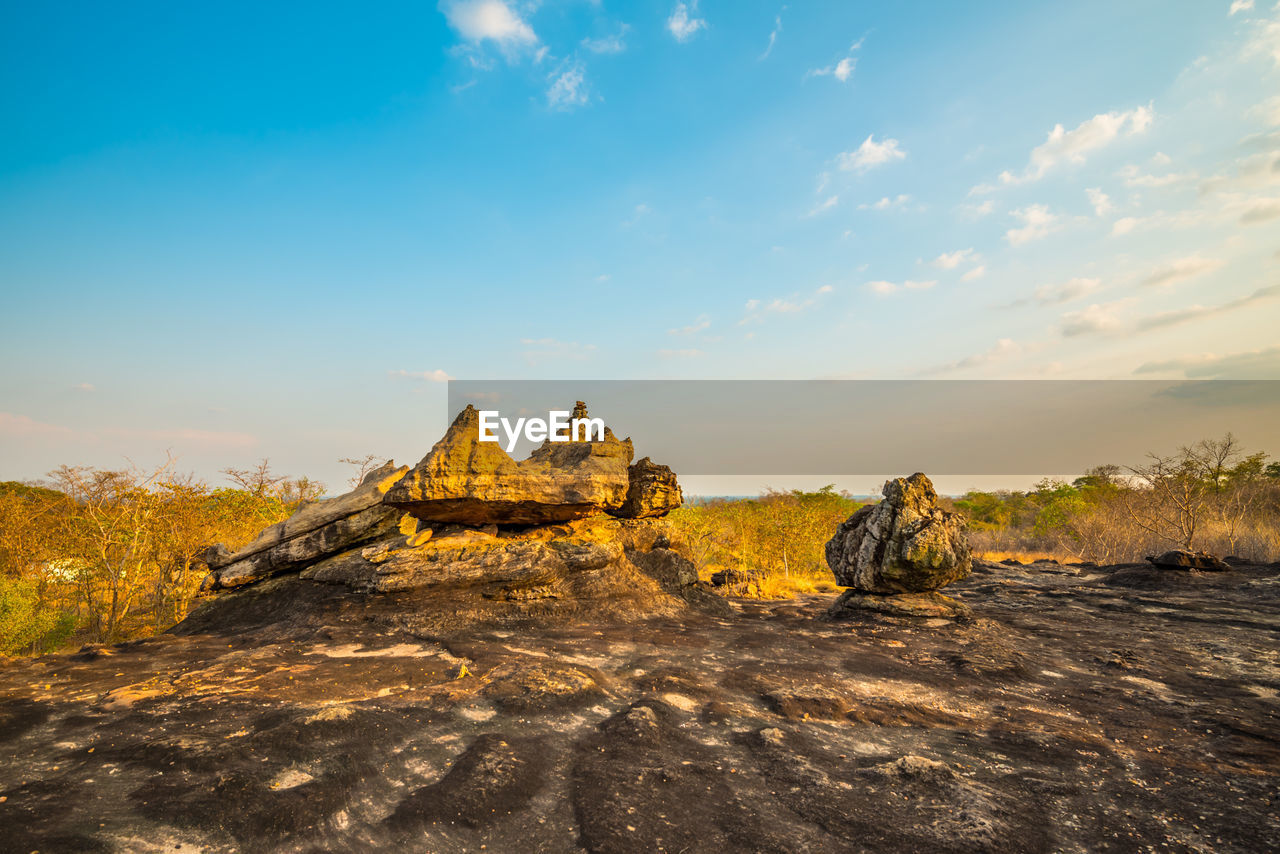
[411,404,517,476]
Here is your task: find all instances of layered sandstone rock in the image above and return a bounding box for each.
[202,462,409,590]
[382,405,635,525]
[611,457,683,519]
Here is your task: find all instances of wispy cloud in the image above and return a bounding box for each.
[838,135,905,171]
[547,62,588,110]
[806,37,862,81]
[1061,285,1280,337]
[519,338,598,365]
[990,104,1153,187]
[740,286,831,323]
[930,338,1023,375]
[668,316,711,336]
[1135,345,1280,379]
[858,194,911,210]
[1005,204,1057,245]
[866,279,936,295]
[389,369,454,382]
[440,1,538,50]
[667,2,706,43]
[760,10,783,60]
[1086,188,1114,216]
[1229,0,1255,16]
[1140,255,1225,288]
[582,25,629,55]
[930,248,977,270]
[807,195,839,216]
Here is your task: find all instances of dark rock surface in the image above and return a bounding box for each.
[1146,548,1231,571]
[3,558,1280,853]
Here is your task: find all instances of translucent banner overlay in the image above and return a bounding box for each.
[446,380,1280,476]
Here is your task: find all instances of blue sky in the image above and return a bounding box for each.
[1,0,1278,492]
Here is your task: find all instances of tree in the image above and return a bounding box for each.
[340,455,390,489]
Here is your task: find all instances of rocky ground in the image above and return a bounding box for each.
[3,557,1279,853]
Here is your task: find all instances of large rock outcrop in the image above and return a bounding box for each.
[202,461,409,590]
[826,473,972,593]
[825,473,972,620]
[383,405,636,525]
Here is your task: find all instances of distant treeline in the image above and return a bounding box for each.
[670,433,1280,593]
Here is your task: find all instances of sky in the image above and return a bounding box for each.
[1,0,1278,495]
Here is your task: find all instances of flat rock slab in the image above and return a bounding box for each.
[3,559,1280,852]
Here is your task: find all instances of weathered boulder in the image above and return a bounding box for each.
[825,473,971,594]
[610,457,683,519]
[202,462,410,590]
[1146,549,1230,572]
[383,405,634,525]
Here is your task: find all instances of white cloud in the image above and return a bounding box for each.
[547,63,588,109]
[1229,0,1254,14]
[934,338,1023,374]
[668,316,711,336]
[1086,188,1114,216]
[1243,13,1280,67]
[858,194,911,210]
[807,195,839,216]
[1141,255,1225,288]
[760,12,782,60]
[1240,196,1280,223]
[959,200,996,219]
[1005,204,1057,245]
[931,248,977,270]
[1135,346,1280,378]
[740,286,831,323]
[999,105,1154,184]
[1136,285,1280,331]
[1118,164,1197,187]
[838,135,906,172]
[807,38,862,81]
[440,1,537,47]
[960,265,986,282]
[582,26,628,54]
[1061,300,1133,336]
[1111,216,1141,236]
[667,2,706,43]
[389,368,454,382]
[867,279,936,295]
[519,338,598,365]
[1251,95,1280,126]
[1034,277,1101,305]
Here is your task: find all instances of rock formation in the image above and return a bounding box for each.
[610,457,683,519]
[198,402,692,620]
[825,472,972,619]
[202,461,409,590]
[383,405,637,525]
[1146,549,1231,571]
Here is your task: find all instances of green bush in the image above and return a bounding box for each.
[0,577,75,656]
